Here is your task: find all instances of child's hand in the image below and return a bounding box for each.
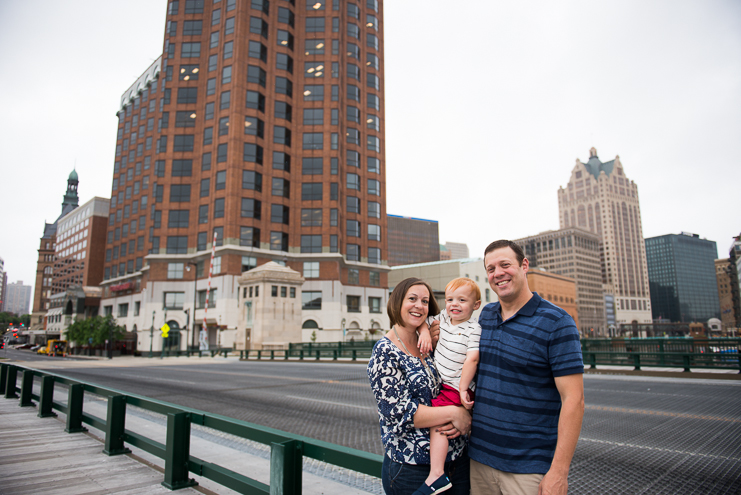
[418,332,432,354]
[460,389,474,410]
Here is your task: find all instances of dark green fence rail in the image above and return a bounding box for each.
[581,337,741,372]
[0,362,382,494]
[142,340,379,361]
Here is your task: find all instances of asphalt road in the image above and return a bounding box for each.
[4,350,741,494]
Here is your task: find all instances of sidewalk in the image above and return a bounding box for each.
[0,389,381,495]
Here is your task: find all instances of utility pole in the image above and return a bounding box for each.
[150,310,155,358]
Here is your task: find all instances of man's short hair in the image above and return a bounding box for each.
[484,240,526,266]
[387,277,440,327]
[445,277,481,301]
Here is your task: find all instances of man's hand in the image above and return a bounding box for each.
[538,468,568,495]
[429,320,440,347]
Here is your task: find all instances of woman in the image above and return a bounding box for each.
[368,277,472,495]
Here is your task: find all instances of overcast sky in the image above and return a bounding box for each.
[1,0,739,301]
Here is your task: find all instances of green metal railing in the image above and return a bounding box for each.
[0,362,382,493]
[139,340,379,361]
[581,337,741,372]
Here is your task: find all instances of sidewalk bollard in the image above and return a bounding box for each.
[19,370,35,407]
[38,376,57,418]
[65,384,88,433]
[162,412,198,490]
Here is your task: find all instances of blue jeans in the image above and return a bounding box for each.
[382,451,470,495]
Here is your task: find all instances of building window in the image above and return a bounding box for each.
[368,157,380,173]
[166,236,188,254]
[168,210,190,228]
[302,291,322,310]
[217,143,228,162]
[244,116,264,137]
[272,178,290,198]
[304,262,320,278]
[274,126,291,146]
[199,205,209,223]
[243,143,264,164]
[277,53,294,73]
[302,157,323,175]
[303,85,324,101]
[270,231,288,251]
[368,201,380,218]
[368,247,381,264]
[369,296,381,313]
[368,224,380,241]
[181,42,201,58]
[173,135,195,152]
[242,170,263,192]
[242,255,257,271]
[197,289,218,309]
[167,262,184,279]
[277,29,294,49]
[347,244,359,261]
[172,159,193,176]
[214,198,225,218]
[368,179,380,196]
[276,77,293,96]
[247,65,267,86]
[303,108,324,125]
[241,198,261,219]
[303,132,323,149]
[301,208,322,226]
[370,271,380,287]
[164,292,185,310]
[306,17,324,32]
[118,303,129,317]
[273,151,291,171]
[301,235,322,253]
[348,268,359,285]
[246,90,266,111]
[301,183,322,200]
[170,184,191,202]
[305,39,325,54]
[347,220,360,237]
[275,101,292,121]
[240,227,260,247]
[249,40,268,62]
[219,116,230,136]
[271,204,290,224]
[347,295,360,313]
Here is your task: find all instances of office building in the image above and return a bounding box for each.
[728,234,741,328]
[715,258,736,333]
[558,147,652,326]
[30,171,80,331]
[44,197,110,341]
[387,215,439,266]
[444,242,470,260]
[515,228,604,335]
[100,0,389,351]
[645,233,720,323]
[525,269,578,327]
[4,281,32,316]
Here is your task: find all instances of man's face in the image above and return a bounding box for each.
[484,247,529,303]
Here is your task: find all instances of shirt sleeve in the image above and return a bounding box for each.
[548,314,584,377]
[467,322,482,353]
[367,342,422,444]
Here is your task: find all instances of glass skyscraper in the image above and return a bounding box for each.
[645,233,720,323]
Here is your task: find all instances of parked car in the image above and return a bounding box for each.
[30,345,43,352]
[15,343,33,350]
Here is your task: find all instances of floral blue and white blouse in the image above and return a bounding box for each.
[367,336,468,464]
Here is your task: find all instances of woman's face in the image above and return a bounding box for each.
[399,284,430,329]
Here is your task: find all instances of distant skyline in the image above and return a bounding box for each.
[1,0,739,303]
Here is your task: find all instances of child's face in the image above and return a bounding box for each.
[445,285,481,325]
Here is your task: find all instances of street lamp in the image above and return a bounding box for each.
[150,310,155,358]
[186,262,198,354]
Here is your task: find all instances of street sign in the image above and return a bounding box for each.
[161,323,170,338]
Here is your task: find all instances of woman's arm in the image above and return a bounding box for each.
[413,404,471,436]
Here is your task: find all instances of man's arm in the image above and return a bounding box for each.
[538,373,584,495]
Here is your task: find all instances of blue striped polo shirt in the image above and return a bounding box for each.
[469,292,583,475]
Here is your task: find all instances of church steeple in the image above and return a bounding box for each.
[61,169,79,214]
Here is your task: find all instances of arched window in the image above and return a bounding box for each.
[302,320,319,329]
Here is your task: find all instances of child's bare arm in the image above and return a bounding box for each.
[459,350,480,409]
[417,323,433,354]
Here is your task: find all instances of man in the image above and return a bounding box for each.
[469,240,584,495]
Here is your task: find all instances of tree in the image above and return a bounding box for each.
[66,315,125,347]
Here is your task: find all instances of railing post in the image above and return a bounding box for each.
[299,350,304,360]
[270,440,303,495]
[333,349,338,361]
[683,354,691,372]
[632,354,641,371]
[65,384,88,433]
[589,353,596,369]
[316,349,320,361]
[4,365,18,399]
[284,349,289,360]
[352,349,357,361]
[103,395,131,456]
[19,370,35,407]
[38,376,57,418]
[0,363,7,394]
[162,412,198,490]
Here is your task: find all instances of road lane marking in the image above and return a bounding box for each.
[578,437,741,462]
[586,404,741,423]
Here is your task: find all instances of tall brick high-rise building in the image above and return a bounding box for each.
[558,148,652,327]
[100,0,388,351]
